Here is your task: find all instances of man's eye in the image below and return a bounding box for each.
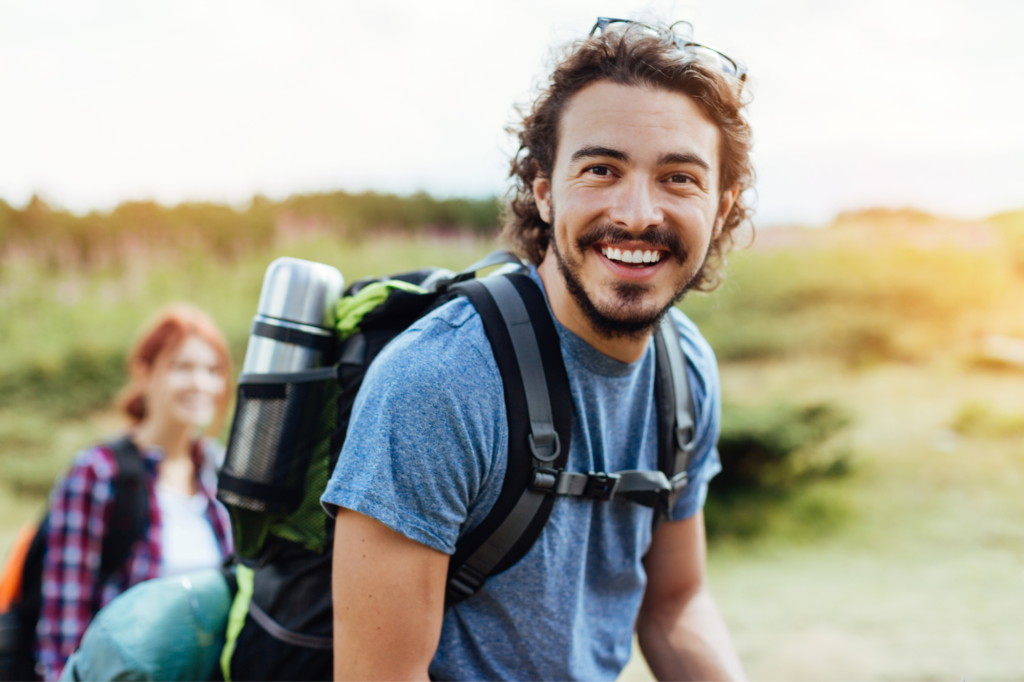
[669,174,692,184]
[588,166,611,176]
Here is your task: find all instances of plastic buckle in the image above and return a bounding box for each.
[529,467,560,493]
[582,472,621,500]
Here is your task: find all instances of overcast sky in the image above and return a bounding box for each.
[2,0,1022,225]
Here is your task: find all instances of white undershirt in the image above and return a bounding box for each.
[156,483,223,577]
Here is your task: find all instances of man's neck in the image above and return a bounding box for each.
[535,255,652,364]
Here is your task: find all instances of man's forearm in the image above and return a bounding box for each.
[637,585,746,682]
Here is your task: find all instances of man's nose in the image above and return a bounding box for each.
[606,178,664,232]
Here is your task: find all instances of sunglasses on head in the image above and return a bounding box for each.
[590,17,747,82]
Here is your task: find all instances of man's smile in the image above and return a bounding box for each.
[589,241,672,282]
[576,223,687,275]
[597,244,665,266]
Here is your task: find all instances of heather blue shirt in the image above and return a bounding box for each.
[321,268,721,681]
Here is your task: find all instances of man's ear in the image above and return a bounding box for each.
[714,186,740,239]
[532,175,552,224]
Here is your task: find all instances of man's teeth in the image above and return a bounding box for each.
[600,246,663,264]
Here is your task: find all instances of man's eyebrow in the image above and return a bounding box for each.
[658,152,711,171]
[570,146,630,164]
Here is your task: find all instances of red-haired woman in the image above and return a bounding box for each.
[34,305,234,681]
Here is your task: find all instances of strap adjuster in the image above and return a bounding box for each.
[448,563,486,599]
[670,470,689,490]
[582,472,620,500]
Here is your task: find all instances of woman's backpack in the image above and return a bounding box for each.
[0,437,150,681]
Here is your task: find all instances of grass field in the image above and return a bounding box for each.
[3,212,1024,680]
[621,357,1024,680]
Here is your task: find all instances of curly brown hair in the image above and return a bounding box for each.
[500,25,754,291]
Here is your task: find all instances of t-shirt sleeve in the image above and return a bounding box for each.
[668,309,723,521]
[320,302,507,555]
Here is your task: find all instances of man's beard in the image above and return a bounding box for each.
[550,210,709,340]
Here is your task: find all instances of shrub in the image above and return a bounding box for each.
[0,347,126,418]
[950,401,1024,438]
[705,401,852,540]
[0,409,66,496]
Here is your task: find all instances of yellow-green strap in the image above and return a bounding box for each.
[220,564,255,682]
[335,279,427,341]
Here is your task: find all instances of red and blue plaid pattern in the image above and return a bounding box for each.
[34,439,232,681]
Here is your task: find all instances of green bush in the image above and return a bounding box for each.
[704,401,852,540]
[0,410,67,496]
[0,347,126,418]
[950,401,1024,438]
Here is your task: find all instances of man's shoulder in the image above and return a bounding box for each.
[668,306,718,376]
[324,294,509,553]
[366,294,501,391]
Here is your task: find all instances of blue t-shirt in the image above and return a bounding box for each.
[321,268,721,681]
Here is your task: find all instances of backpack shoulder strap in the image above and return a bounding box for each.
[445,250,525,285]
[100,436,151,580]
[481,312,699,520]
[445,273,572,607]
[653,313,697,522]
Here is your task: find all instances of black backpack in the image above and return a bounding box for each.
[217,253,696,681]
[0,436,150,682]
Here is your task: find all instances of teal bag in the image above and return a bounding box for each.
[59,569,231,682]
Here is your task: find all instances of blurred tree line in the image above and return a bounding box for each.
[0,191,501,268]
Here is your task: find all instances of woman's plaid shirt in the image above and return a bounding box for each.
[33,438,233,681]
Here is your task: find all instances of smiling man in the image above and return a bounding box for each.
[323,18,753,682]
[532,79,738,363]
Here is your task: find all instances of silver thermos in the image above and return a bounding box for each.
[220,257,345,529]
[242,257,346,374]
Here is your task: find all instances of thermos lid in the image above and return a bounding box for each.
[256,257,345,329]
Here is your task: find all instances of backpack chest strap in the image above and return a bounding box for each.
[530,467,688,513]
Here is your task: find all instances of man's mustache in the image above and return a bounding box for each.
[574,224,687,262]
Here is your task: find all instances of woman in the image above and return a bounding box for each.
[35,304,234,681]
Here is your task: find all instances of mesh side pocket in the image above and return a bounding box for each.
[219,367,340,516]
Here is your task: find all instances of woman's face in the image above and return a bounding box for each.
[144,335,227,429]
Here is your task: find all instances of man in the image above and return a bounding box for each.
[321,17,753,681]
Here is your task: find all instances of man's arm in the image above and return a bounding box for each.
[332,508,450,681]
[637,511,746,681]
